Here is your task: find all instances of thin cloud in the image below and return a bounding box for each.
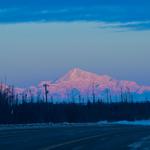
[97,21,150,31]
[0,5,150,30]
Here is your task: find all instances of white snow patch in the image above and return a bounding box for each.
[1,120,150,131]
[0,123,97,131]
[129,136,150,150]
[97,120,150,126]
[111,120,150,126]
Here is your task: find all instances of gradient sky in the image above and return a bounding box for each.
[0,0,150,87]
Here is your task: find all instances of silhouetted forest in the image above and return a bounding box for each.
[0,85,150,124]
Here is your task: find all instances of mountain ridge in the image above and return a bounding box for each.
[2,68,150,101]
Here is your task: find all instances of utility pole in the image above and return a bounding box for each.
[43,84,49,103]
[92,82,96,104]
[120,87,123,103]
[106,88,109,104]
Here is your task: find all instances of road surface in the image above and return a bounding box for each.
[0,124,150,150]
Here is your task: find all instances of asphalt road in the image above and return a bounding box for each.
[0,124,150,150]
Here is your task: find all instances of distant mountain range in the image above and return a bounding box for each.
[0,68,148,102]
[10,68,150,102]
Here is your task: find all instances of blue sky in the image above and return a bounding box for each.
[0,1,150,29]
[0,0,150,87]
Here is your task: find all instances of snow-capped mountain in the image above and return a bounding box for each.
[35,68,150,101]
[2,68,150,101]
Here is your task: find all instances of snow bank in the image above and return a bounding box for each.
[1,120,150,131]
[0,122,96,131]
[111,120,150,126]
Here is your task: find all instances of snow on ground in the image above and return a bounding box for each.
[1,120,150,131]
[97,120,150,126]
[0,123,96,131]
[128,136,150,150]
[110,120,150,126]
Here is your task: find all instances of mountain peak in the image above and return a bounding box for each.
[56,68,109,83]
[69,68,84,74]
[57,68,90,82]
[68,68,91,77]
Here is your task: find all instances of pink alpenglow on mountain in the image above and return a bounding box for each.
[1,68,150,102]
[55,68,149,100]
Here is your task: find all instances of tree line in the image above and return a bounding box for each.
[0,84,150,124]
